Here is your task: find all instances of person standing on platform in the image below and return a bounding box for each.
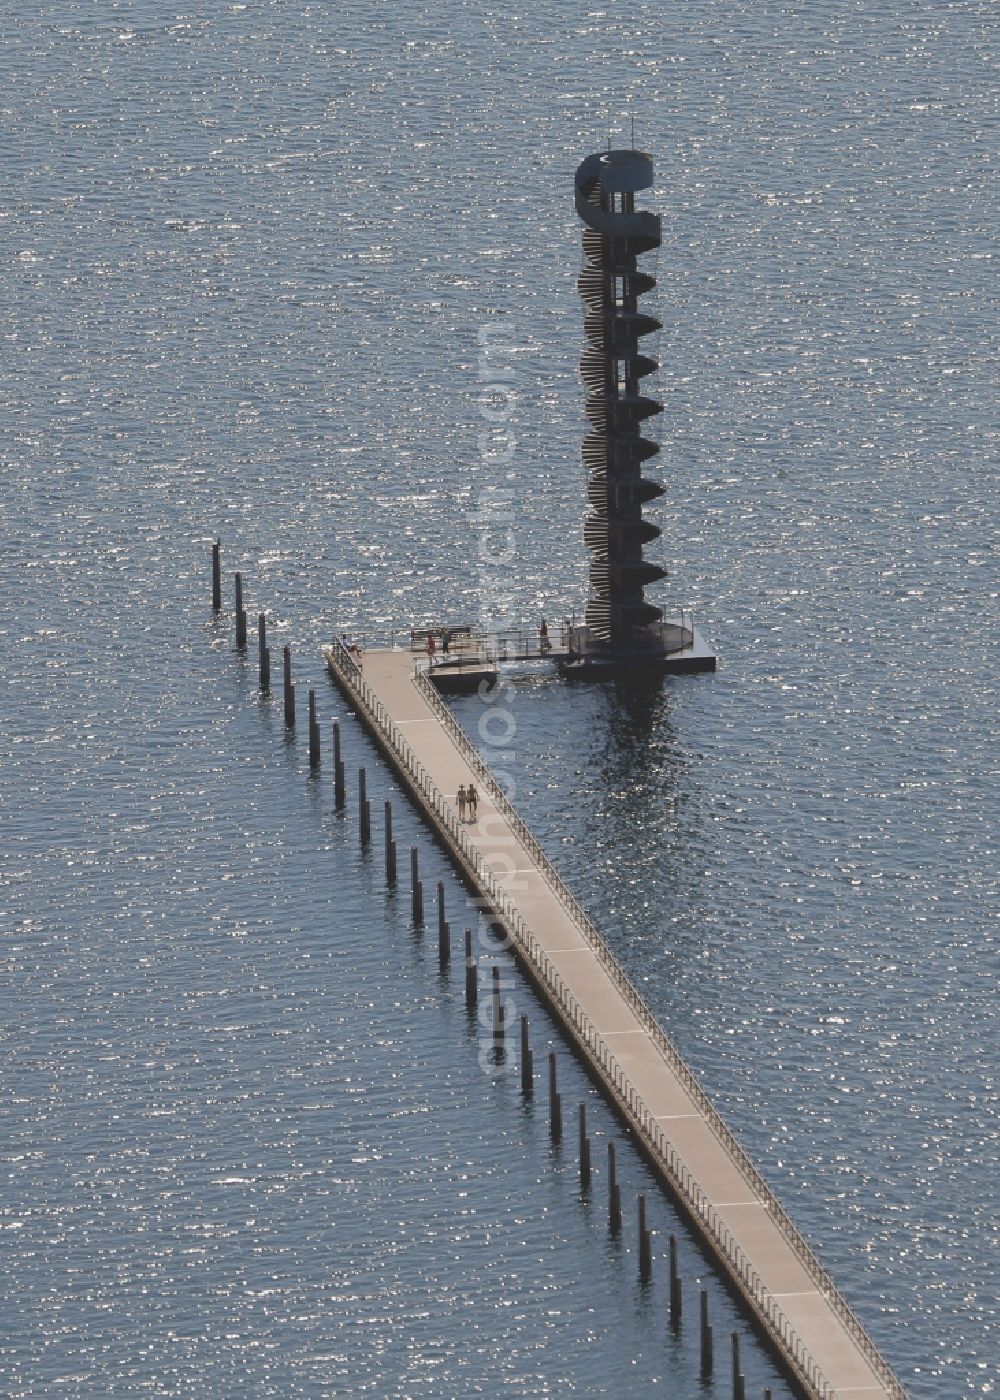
[539,618,550,653]
[457,785,467,821]
[426,632,436,665]
[466,782,478,822]
[563,619,577,658]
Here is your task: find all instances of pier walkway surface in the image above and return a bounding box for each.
[325,641,906,1400]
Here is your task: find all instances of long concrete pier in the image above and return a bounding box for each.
[325,639,906,1400]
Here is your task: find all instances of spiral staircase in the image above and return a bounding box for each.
[575,148,671,658]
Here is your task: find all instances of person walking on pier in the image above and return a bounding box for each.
[457,785,467,821]
[426,632,436,665]
[466,782,478,822]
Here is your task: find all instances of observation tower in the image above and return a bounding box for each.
[566,148,714,675]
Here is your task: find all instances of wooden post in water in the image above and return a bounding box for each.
[234,572,247,648]
[212,539,221,611]
[491,966,504,1057]
[384,800,396,884]
[519,1015,533,1098]
[730,1332,744,1400]
[358,768,370,843]
[437,882,446,943]
[332,720,345,809]
[464,928,476,1007]
[700,1290,713,1379]
[548,1052,561,1144]
[410,847,423,926]
[258,614,270,690]
[669,1234,682,1328]
[637,1194,652,1282]
[578,1103,591,1189]
[438,916,450,970]
[282,645,295,726]
[308,690,320,768]
[608,1142,622,1234]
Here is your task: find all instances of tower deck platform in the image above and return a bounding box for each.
[325,639,905,1400]
[369,619,716,691]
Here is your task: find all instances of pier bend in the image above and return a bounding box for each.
[325,638,907,1400]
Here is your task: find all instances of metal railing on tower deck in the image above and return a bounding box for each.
[330,617,699,666]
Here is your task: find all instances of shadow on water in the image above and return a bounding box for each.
[604,673,673,742]
[543,672,714,999]
[588,676,686,838]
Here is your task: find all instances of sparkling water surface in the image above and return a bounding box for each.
[2,2,996,1396]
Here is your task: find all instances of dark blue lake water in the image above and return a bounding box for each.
[2,2,996,1396]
